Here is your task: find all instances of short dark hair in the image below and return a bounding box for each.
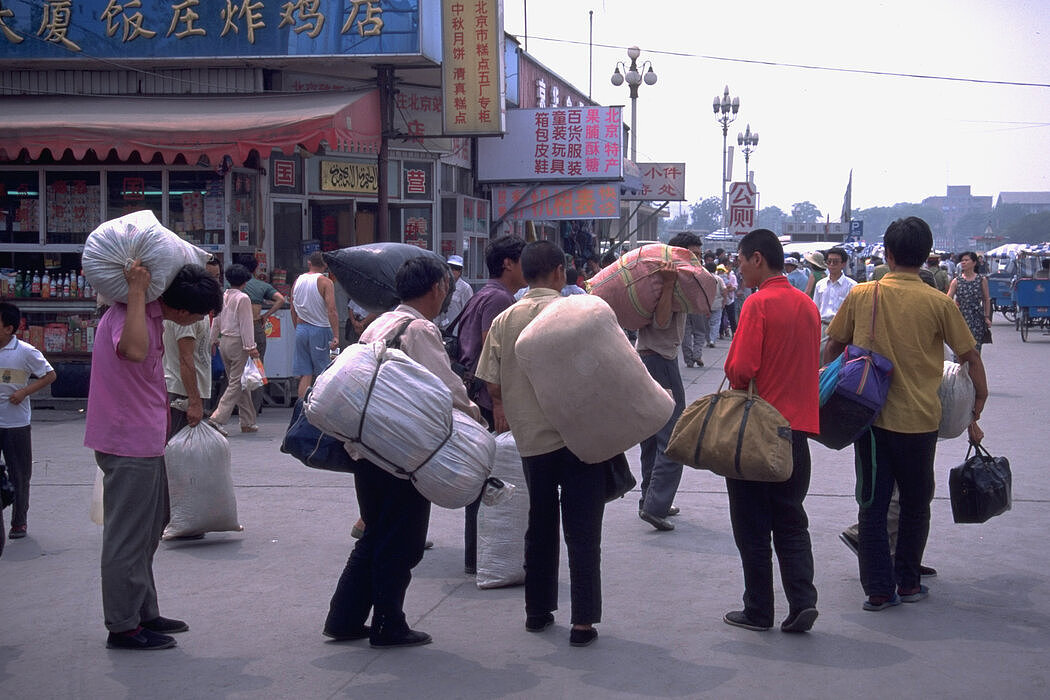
[667,232,703,250]
[884,217,933,268]
[958,250,978,264]
[161,264,223,315]
[395,256,447,302]
[600,250,618,267]
[233,253,259,273]
[738,228,784,272]
[0,301,20,330]
[521,240,565,283]
[225,263,253,287]
[307,251,325,268]
[484,235,526,278]
[825,247,849,264]
[565,268,579,286]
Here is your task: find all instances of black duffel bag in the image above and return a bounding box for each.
[949,441,1012,524]
[324,243,448,314]
[280,397,361,474]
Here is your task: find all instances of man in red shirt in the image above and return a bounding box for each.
[722,228,821,633]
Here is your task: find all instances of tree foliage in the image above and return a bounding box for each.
[790,201,822,223]
[1004,211,1050,244]
[758,206,785,234]
[689,197,723,233]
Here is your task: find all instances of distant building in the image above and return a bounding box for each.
[922,185,993,250]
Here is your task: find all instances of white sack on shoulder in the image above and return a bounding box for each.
[82,210,209,303]
[938,361,975,439]
[411,409,495,509]
[477,432,529,589]
[515,295,675,464]
[163,422,242,538]
[304,341,453,478]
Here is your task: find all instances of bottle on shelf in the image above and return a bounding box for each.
[70,271,78,298]
[63,273,71,298]
[41,270,51,299]
[31,271,41,297]
[14,270,23,298]
[78,270,86,299]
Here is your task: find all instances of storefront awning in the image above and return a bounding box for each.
[0,90,381,165]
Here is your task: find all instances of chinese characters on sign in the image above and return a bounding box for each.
[728,181,758,236]
[622,162,686,201]
[319,160,378,195]
[477,107,624,183]
[441,0,505,135]
[491,184,621,221]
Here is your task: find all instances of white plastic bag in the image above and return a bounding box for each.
[241,358,266,392]
[410,409,496,509]
[939,361,975,439]
[82,210,209,303]
[90,467,104,525]
[163,422,242,538]
[305,341,453,478]
[477,433,529,589]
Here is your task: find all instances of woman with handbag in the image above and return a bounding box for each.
[208,265,260,433]
[947,251,992,353]
[721,229,821,634]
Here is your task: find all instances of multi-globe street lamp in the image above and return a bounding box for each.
[713,85,740,229]
[737,123,759,184]
[611,46,657,244]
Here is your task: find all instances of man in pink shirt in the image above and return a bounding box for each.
[85,261,222,651]
[722,228,821,634]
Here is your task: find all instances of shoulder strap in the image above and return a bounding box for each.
[386,318,415,350]
[870,282,880,341]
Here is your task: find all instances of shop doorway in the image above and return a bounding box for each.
[310,200,359,250]
[272,199,306,280]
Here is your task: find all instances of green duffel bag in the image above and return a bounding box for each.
[667,378,793,482]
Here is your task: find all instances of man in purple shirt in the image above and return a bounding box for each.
[453,234,525,574]
[85,261,221,651]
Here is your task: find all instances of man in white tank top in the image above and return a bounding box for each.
[291,252,340,398]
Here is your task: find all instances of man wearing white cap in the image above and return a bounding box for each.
[436,254,474,330]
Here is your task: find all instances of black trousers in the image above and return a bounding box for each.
[725,431,817,627]
[324,459,431,637]
[521,447,605,625]
[1,426,33,529]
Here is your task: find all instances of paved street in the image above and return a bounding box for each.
[1,315,1048,699]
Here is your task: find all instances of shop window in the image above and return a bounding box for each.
[0,171,40,244]
[400,206,432,249]
[230,170,258,249]
[106,170,162,225]
[47,172,102,245]
[169,170,226,246]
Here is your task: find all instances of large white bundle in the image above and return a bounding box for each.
[515,295,675,464]
[83,210,210,303]
[305,341,453,478]
[411,409,496,509]
[477,432,529,589]
[939,361,975,439]
[163,423,242,538]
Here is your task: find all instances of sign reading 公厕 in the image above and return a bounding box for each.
[728,181,758,236]
[477,107,624,182]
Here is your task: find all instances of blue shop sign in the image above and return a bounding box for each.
[0,0,433,60]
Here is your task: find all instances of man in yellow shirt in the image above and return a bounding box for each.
[826,216,987,612]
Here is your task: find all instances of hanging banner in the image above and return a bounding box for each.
[728,181,758,236]
[477,107,624,182]
[441,0,506,135]
[492,184,620,221]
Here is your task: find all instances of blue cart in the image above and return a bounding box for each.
[987,276,1017,323]
[1015,278,1050,342]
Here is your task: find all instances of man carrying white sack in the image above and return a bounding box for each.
[636,231,697,531]
[323,256,482,649]
[475,240,607,648]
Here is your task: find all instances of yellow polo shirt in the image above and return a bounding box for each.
[826,272,976,433]
[475,288,566,457]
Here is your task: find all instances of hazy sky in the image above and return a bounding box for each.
[505,0,1050,218]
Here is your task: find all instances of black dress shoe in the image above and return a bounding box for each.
[525,613,555,632]
[106,627,177,650]
[723,610,771,631]
[667,505,680,516]
[569,627,598,647]
[141,616,189,634]
[780,607,819,633]
[322,625,370,641]
[920,565,938,577]
[370,629,432,648]
[639,510,674,531]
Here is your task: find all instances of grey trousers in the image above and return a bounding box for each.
[638,353,686,518]
[96,451,169,633]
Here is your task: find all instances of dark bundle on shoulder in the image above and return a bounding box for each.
[324,243,446,313]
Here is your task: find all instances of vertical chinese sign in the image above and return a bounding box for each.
[442,0,506,135]
[727,181,758,236]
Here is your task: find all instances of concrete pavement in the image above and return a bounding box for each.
[1,315,1048,699]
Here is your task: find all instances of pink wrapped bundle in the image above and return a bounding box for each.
[587,244,718,330]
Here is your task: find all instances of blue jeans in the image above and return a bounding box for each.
[292,322,333,377]
[855,427,937,597]
[638,353,686,518]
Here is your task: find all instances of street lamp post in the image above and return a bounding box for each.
[737,124,759,183]
[611,46,657,245]
[712,85,740,229]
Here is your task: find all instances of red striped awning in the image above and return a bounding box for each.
[0,89,381,164]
